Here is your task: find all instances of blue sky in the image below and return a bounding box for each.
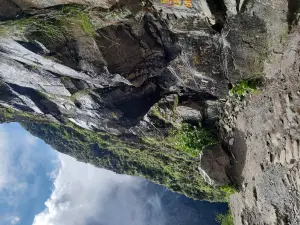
[0,123,227,225]
[0,123,57,225]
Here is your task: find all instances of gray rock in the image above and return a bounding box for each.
[228,138,234,146]
[0,0,22,20]
[224,0,237,16]
[176,106,202,123]
[199,144,230,186]
[151,0,215,22]
[9,0,118,10]
[205,100,221,121]
[223,0,288,83]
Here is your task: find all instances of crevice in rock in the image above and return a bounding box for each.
[7,83,62,117]
[236,0,240,12]
[60,76,90,95]
[253,186,257,201]
[288,0,300,27]
[239,0,251,13]
[205,0,227,32]
[94,81,162,123]
[24,31,80,71]
[0,83,35,113]
[15,40,50,55]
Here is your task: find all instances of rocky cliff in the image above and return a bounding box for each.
[229,27,300,225]
[0,0,299,223]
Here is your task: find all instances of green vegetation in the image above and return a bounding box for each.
[168,124,218,157]
[150,96,179,125]
[103,8,131,21]
[220,185,237,200]
[60,6,96,36]
[60,76,72,83]
[0,105,231,202]
[0,106,48,123]
[70,90,90,102]
[150,105,169,124]
[0,5,96,40]
[216,211,234,225]
[141,123,218,158]
[0,24,9,36]
[111,112,120,119]
[229,79,259,99]
[15,17,64,42]
[1,18,61,40]
[172,95,179,117]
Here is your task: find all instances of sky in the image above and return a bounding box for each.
[0,123,227,225]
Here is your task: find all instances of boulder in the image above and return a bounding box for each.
[176,106,202,123]
[198,144,230,186]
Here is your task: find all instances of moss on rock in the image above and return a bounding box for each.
[0,105,231,202]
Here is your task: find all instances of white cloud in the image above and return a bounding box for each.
[0,130,10,189]
[0,126,38,196]
[0,123,227,225]
[33,153,166,225]
[0,215,20,225]
[0,123,57,225]
[10,216,20,225]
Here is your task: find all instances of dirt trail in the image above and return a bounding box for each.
[230,28,300,225]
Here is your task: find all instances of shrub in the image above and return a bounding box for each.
[4,5,96,41]
[229,80,258,99]
[220,185,237,201]
[216,211,234,225]
[169,124,218,157]
[60,6,96,36]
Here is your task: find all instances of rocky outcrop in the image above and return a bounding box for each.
[229,28,300,225]
[199,144,230,186]
[0,1,298,221]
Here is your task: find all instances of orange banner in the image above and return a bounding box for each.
[160,0,192,8]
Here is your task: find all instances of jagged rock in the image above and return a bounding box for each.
[199,144,230,186]
[205,100,221,122]
[176,106,202,123]
[229,26,300,225]
[228,137,234,146]
[223,0,237,16]
[223,0,288,82]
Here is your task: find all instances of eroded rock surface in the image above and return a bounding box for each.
[230,29,300,225]
[199,144,230,186]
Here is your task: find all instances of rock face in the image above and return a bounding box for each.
[0,0,299,222]
[3,0,118,11]
[229,30,300,225]
[199,144,230,186]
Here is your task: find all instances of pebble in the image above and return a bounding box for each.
[229,138,235,146]
[224,124,231,132]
